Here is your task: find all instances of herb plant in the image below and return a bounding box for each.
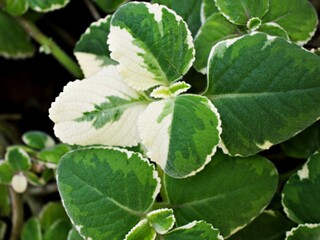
[1,0,320,239]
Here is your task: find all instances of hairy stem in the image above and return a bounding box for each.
[16,17,83,78]
[9,189,23,240]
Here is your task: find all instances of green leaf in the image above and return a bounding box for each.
[39,202,69,232]
[194,12,240,73]
[5,0,28,16]
[228,210,295,240]
[57,147,160,239]
[125,219,157,240]
[200,0,219,23]
[282,153,320,223]
[37,144,71,165]
[22,131,55,150]
[163,221,223,240]
[164,150,278,237]
[281,122,320,159]
[28,0,70,12]
[285,224,320,240]
[0,185,10,216]
[146,208,175,234]
[0,161,14,184]
[262,0,317,44]
[167,0,202,37]
[5,146,31,171]
[25,171,45,186]
[93,0,127,13]
[214,0,269,25]
[21,218,42,240]
[258,23,289,40]
[139,94,221,178]
[0,221,7,240]
[43,219,71,240]
[108,2,195,91]
[205,33,320,157]
[67,229,83,240]
[49,66,148,147]
[0,10,34,59]
[74,16,117,78]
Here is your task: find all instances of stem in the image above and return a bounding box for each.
[16,18,83,79]
[83,0,101,20]
[156,166,169,203]
[9,189,24,240]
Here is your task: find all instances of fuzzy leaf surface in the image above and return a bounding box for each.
[139,94,221,178]
[74,16,117,78]
[108,2,194,91]
[164,151,278,237]
[49,66,148,147]
[57,147,160,240]
[205,33,320,156]
[282,153,320,223]
[262,0,317,44]
[214,0,269,25]
[285,224,320,240]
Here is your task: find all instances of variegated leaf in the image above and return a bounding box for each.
[49,66,149,147]
[28,0,70,12]
[139,94,221,178]
[74,16,117,78]
[108,2,195,91]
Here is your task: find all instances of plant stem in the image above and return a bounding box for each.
[156,166,169,203]
[83,0,101,20]
[9,189,24,240]
[16,17,83,79]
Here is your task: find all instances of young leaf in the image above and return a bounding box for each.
[22,131,55,150]
[285,224,320,240]
[228,210,295,240]
[39,202,69,232]
[28,0,70,12]
[57,147,160,239]
[282,153,320,223]
[11,173,28,193]
[21,218,42,240]
[108,2,195,91]
[93,0,127,13]
[0,161,14,184]
[74,16,117,78]
[37,144,71,165]
[5,146,31,171]
[262,0,318,45]
[281,122,320,159]
[125,219,157,240]
[164,150,278,237]
[163,221,223,240]
[5,0,28,16]
[0,10,34,59]
[139,94,221,178]
[214,0,269,25]
[146,208,175,234]
[49,66,149,147]
[200,0,219,23]
[205,33,320,157]
[194,12,240,73]
[258,22,289,40]
[43,219,71,240]
[25,171,45,186]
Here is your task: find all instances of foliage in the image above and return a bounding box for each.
[0,0,320,239]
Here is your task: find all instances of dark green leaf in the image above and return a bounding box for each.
[21,218,42,240]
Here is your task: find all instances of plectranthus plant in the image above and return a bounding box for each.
[47,1,320,239]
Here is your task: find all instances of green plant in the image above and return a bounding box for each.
[1,0,320,239]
